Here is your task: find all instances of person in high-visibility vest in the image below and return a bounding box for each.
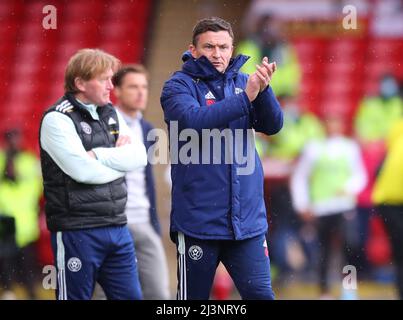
[355,74,403,144]
[0,129,42,299]
[236,14,301,98]
[291,116,367,299]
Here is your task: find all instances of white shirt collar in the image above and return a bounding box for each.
[76,98,99,120]
[117,108,143,126]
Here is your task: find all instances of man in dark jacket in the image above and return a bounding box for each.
[160,17,283,300]
[112,64,170,299]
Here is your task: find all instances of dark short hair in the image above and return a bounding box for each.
[112,64,148,87]
[192,17,234,46]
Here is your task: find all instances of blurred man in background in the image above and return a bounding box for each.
[112,64,170,300]
[355,74,403,144]
[291,116,367,299]
[0,129,42,299]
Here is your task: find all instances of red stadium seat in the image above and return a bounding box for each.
[59,21,101,46]
[0,0,151,151]
[63,0,104,21]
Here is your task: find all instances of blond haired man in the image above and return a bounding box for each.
[39,49,147,300]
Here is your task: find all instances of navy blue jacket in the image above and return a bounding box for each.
[160,51,283,240]
[140,119,161,235]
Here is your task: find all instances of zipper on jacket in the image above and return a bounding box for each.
[100,118,116,214]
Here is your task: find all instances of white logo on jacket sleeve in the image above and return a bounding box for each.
[188,245,203,261]
[67,257,82,272]
[80,121,92,134]
[108,117,117,125]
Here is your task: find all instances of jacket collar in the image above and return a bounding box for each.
[181,51,249,81]
[65,93,111,120]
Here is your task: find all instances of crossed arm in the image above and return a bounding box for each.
[40,110,147,185]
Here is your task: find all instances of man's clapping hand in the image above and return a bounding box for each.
[245,57,276,102]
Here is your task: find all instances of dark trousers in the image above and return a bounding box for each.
[175,232,274,300]
[377,205,403,299]
[51,225,142,300]
[317,212,356,294]
[355,206,374,276]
